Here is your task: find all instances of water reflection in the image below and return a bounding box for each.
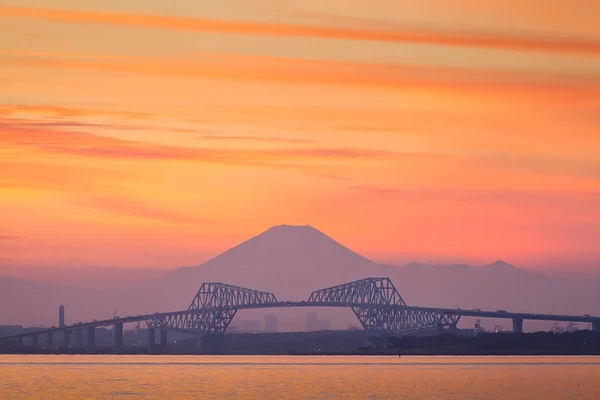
[0,356,598,399]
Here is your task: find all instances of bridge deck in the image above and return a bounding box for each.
[1,302,598,342]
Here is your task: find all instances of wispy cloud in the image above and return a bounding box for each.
[0,104,151,120]
[0,157,139,195]
[0,235,20,240]
[0,122,424,164]
[200,135,314,144]
[2,51,597,104]
[2,6,600,55]
[2,117,598,184]
[0,26,39,39]
[72,196,209,224]
[1,117,202,135]
[348,185,600,208]
[348,185,405,196]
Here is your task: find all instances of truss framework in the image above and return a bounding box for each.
[308,277,406,306]
[148,283,276,336]
[308,278,459,335]
[147,278,460,337]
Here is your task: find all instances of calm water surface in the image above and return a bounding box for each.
[0,355,598,399]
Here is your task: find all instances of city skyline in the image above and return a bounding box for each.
[1,1,599,272]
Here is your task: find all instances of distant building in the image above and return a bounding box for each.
[305,312,330,331]
[59,305,65,327]
[233,320,261,333]
[265,315,278,333]
[306,312,319,331]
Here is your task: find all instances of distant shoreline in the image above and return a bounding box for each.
[3,330,600,356]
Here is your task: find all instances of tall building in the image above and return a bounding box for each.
[233,320,261,333]
[59,305,65,327]
[305,312,331,331]
[305,312,320,331]
[319,319,331,331]
[265,315,278,332]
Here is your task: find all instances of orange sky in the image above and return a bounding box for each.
[1,0,599,270]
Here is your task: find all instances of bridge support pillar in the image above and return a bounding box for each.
[86,327,96,353]
[448,324,458,334]
[47,332,54,348]
[160,330,168,353]
[199,335,225,354]
[75,329,83,349]
[113,323,124,354]
[512,318,523,333]
[63,331,71,349]
[593,320,600,331]
[147,328,156,354]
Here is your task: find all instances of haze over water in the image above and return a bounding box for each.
[0,355,598,399]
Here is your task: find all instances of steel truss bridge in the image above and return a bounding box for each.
[1,277,599,353]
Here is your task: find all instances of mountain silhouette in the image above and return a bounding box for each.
[162,224,389,304]
[1,224,599,331]
[159,225,600,331]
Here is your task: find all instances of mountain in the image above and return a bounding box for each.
[159,224,391,308]
[159,225,599,331]
[162,225,544,308]
[1,224,599,331]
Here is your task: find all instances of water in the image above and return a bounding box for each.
[0,355,598,399]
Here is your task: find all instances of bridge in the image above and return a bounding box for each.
[1,277,599,353]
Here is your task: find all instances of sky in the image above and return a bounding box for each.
[1,0,599,271]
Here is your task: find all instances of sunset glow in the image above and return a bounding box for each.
[1,0,599,270]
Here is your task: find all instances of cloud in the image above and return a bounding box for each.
[1,117,202,135]
[200,135,314,144]
[347,185,600,209]
[2,117,597,184]
[461,153,600,181]
[0,104,150,120]
[348,186,404,196]
[2,51,597,104]
[0,233,25,255]
[0,122,425,165]
[0,26,39,39]
[2,6,600,55]
[0,159,136,195]
[72,196,209,224]
[0,236,20,240]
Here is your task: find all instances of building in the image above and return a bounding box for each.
[59,305,65,327]
[305,312,331,331]
[306,312,319,331]
[233,320,261,333]
[265,315,278,333]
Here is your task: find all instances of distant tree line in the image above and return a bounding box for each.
[387,331,600,355]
